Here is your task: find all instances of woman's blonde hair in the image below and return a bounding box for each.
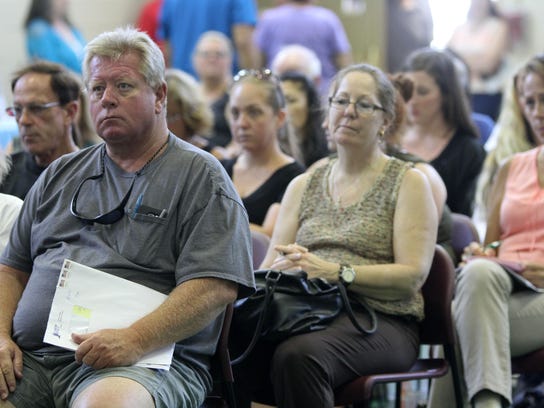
[166,68,213,136]
[476,54,544,212]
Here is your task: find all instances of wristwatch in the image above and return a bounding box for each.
[338,263,356,287]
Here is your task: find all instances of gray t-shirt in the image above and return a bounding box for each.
[0,134,254,379]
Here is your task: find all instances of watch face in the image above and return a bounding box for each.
[341,266,356,283]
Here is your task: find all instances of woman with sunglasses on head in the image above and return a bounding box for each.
[223,69,304,238]
[231,63,438,408]
[428,53,544,408]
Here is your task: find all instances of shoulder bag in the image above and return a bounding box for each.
[231,269,377,364]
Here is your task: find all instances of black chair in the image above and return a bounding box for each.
[333,246,463,408]
[201,303,236,408]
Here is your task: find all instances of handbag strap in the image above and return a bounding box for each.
[337,282,377,335]
[231,271,378,364]
[231,270,280,365]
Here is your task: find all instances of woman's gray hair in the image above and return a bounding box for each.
[0,150,12,185]
[82,26,165,91]
[329,63,396,124]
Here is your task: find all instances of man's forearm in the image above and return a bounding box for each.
[129,277,238,354]
[0,265,28,338]
[233,25,258,69]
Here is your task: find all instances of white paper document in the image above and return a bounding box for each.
[44,259,175,370]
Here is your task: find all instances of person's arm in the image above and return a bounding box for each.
[483,158,511,247]
[267,168,438,301]
[259,173,307,269]
[449,19,509,80]
[232,24,258,70]
[72,277,237,369]
[334,50,353,71]
[414,162,446,218]
[0,265,29,400]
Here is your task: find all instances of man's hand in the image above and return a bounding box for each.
[0,336,23,400]
[72,328,144,370]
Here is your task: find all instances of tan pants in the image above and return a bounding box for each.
[428,258,544,407]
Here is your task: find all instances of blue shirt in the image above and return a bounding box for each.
[26,19,86,74]
[158,0,257,77]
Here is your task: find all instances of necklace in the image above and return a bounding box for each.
[328,162,366,209]
[136,137,169,175]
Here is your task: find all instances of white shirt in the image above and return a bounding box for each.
[0,193,23,252]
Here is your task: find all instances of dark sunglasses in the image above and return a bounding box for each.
[70,150,134,225]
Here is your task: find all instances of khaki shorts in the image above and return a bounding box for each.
[7,350,208,408]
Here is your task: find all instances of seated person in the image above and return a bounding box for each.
[400,48,486,216]
[1,61,80,199]
[0,27,254,408]
[192,31,235,151]
[223,69,304,237]
[165,68,217,153]
[271,44,322,89]
[232,63,438,408]
[279,71,329,167]
[428,54,544,408]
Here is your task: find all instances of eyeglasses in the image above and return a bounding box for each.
[196,50,229,59]
[70,150,135,225]
[5,101,61,120]
[329,97,385,116]
[233,69,277,83]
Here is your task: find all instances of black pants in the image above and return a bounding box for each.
[231,309,419,408]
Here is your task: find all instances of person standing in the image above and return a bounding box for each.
[135,0,165,53]
[0,27,253,408]
[254,0,352,95]
[24,0,86,74]
[1,61,80,199]
[447,0,511,121]
[158,0,258,77]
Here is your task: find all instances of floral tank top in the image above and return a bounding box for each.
[296,157,424,321]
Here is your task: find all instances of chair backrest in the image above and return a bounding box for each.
[450,212,480,263]
[251,230,270,270]
[204,303,236,407]
[419,245,457,346]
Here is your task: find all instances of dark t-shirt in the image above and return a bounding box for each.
[208,92,232,148]
[0,151,45,200]
[430,130,486,216]
[222,159,304,225]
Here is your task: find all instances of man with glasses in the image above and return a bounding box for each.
[0,27,253,408]
[0,61,80,200]
[192,31,234,150]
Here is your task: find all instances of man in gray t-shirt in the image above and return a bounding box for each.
[0,27,254,408]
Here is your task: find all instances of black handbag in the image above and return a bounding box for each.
[231,269,377,364]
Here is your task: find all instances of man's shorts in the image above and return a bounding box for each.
[6,350,208,408]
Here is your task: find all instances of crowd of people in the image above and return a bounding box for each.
[0,1,543,408]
